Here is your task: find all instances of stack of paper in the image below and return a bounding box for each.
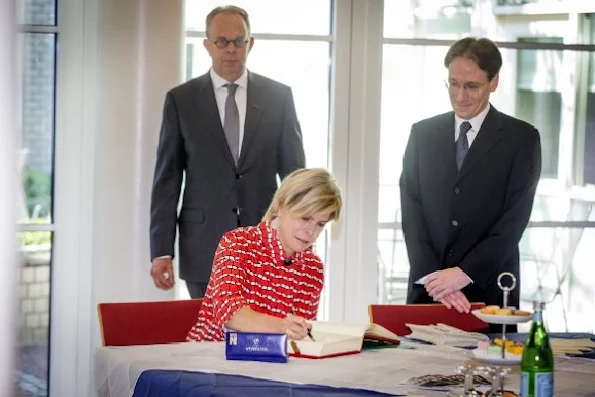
[550,338,595,356]
[405,323,489,347]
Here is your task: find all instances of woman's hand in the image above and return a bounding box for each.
[225,307,312,338]
[280,313,311,340]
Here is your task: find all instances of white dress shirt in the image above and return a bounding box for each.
[453,103,490,148]
[210,68,248,157]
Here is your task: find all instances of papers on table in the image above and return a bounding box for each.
[550,338,595,355]
[405,323,488,347]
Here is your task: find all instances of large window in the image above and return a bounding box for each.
[17,0,56,396]
[183,1,333,312]
[378,0,595,332]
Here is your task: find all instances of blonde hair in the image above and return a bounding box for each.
[263,168,342,222]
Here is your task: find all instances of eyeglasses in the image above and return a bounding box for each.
[444,80,488,95]
[212,37,250,49]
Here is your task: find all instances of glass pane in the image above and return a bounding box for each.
[185,38,330,168]
[377,228,409,303]
[17,231,52,396]
[585,46,595,185]
[514,38,563,179]
[378,44,451,223]
[18,0,57,26]
[519,224,595,332]
[249,41,330,168]
[19,33,55,225]
[185,0,331,35]
[384,0,472,39]
[491,47,595,222]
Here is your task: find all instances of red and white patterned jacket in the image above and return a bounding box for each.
[186,221,324,341]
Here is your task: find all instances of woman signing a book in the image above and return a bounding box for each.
[186,168,342,342]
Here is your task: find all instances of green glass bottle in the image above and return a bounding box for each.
[520,302,554,397]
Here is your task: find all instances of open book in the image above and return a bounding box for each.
[288,321,400,359]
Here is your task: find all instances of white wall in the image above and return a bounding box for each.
[52,0,183,395]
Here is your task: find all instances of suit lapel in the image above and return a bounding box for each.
[192,73,236,168]
[457,106,503,181]
[435,112,458,174]
[239,72,264,168]
[428,112,459,184]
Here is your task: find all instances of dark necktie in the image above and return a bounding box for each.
[456,121,471,171]
[223,83,240,164]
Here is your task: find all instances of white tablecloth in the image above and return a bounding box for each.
[94,341,595,397]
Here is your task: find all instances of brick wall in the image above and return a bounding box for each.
[19,246,51,346]
[22,33,54,175]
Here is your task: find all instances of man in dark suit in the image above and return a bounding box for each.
[400,37,541,319]
[149,5,305,298]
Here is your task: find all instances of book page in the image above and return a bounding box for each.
[290,332,363,358]
[366,324,399,341]
[309,321,370,338]
[309,331,359,344]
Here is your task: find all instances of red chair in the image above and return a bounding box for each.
[368,303,489,336]
[97,298,203,346]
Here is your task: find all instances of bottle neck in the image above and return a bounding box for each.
[530,309,549,339]
[532,310,543,323]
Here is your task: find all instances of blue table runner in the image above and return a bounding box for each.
[132,370,397,397]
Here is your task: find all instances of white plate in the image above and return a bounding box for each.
[470,348,522,365]
[471,309,532,324]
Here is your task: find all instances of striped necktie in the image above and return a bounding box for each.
[456,121,471,171]
[223,83,240,164]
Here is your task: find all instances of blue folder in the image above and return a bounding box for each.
[225,331,288,363]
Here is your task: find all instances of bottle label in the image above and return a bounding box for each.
[521,372,529,396]
[533,311,543,322]
[521,372,553,397]
[535,372,553,396]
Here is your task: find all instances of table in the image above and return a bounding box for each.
[94,334,595,397]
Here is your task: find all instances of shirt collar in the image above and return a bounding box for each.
[455,102,491,133]
[261,221,305,266]
[209,68,248,90]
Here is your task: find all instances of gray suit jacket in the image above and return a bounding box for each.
[150,71,306,282]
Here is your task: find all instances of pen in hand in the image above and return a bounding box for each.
[290,310,316,341]
[305,327,316,342]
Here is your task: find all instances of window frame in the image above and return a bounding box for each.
[16,9,58,397]
[376,3,595,334]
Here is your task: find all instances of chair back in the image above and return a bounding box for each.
[97,298,203,346]
[368,303,489,336]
